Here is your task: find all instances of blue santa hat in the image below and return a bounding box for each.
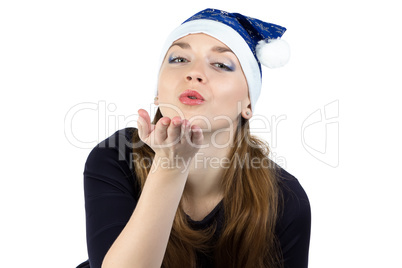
[158,8,290,111]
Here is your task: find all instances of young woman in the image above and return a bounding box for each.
[79,8,311,268]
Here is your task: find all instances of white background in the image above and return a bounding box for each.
[1,0,401,267]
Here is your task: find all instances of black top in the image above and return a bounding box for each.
[82,128,311,268]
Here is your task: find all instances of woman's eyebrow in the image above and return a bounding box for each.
[169,42,191,50]
[212,46,234,54]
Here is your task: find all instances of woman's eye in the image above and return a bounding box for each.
[213,62,234,72]
[169,57,188,63]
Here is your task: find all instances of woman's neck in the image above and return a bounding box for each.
[185,128,234,199]
[182,123,239,220]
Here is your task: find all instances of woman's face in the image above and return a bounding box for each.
[157,33,250,132]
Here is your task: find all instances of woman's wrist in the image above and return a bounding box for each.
[150,153,193,174]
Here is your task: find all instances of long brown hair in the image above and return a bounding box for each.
[132,108,283,267]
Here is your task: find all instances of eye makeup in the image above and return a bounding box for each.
[211,58,236,72]
[167,52,237,72]
[168,53,189,64]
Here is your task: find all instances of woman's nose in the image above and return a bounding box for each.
[185,62,207,83]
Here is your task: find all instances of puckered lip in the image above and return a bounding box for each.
[179,89,205,101]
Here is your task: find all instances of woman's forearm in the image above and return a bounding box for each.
[101,156,189,268]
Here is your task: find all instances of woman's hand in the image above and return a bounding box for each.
[137,109,203,168]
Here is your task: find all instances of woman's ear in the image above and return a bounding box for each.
[241,103,252,119]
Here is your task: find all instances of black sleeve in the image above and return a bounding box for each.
[83,128,139,268]
[276,168,311,268]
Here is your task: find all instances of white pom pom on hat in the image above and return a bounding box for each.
[256,38,290,68]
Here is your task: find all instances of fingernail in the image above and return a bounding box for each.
[172,119,181,126]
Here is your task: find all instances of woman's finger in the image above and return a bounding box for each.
[167,116,182,145]
[138,109,151,130]
[180,119,191,145]
[137,112,150,142]
[190,125,204,146]
[153,117,171,144]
